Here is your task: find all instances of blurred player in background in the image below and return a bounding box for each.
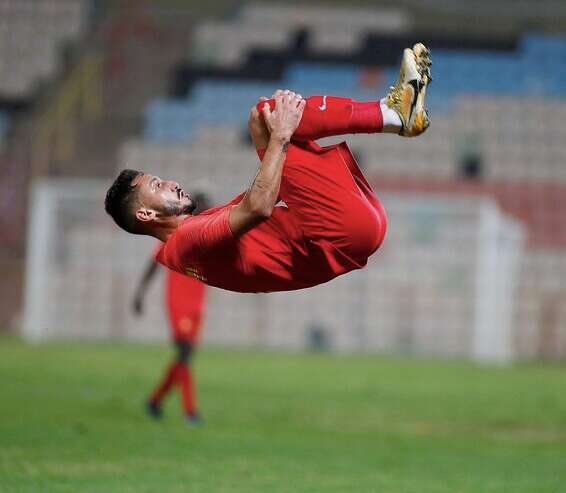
[133,191,211,424]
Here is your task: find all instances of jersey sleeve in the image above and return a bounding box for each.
[163,206,235,268]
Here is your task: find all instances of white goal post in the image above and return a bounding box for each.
[22,178,525,362]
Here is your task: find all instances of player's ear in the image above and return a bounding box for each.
[135,208,156,223]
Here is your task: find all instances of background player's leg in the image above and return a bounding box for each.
[174,340,200,423]
[147,352,177,418]
[256,95,401,140]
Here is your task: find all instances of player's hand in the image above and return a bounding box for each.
[271,89,303,100]
[248,99,269,134]
[248,97,270,149]
[262,90,305,143]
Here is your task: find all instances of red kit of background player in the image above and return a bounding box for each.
[165,269,207,343]
[133,192,211,424]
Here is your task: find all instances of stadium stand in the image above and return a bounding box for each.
[0,0,89,101]
[0,111,9,150]
[16,2,566,359]
[122,4,566,358]
[239,3,410,33]
[190,22,296,68]
[0,0,94,328]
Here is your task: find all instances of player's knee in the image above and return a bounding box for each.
[255,98,275,114]
[346,205,387,260]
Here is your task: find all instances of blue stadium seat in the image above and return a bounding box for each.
[143,34,566,143]
[285,64,361,88]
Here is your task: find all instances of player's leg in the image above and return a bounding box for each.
[279,146,387,265]
[258,94,391,138]
[251,122,388,264]
[255,43,431,140]
[174,339,201,424]
[146,342,178,419]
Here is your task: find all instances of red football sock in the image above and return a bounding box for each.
[175,362,196,415]
[256,96,383,141]
[149,361,177,404]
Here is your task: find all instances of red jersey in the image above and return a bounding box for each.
[165,269,206,341]
[154,245,207,315]
[165,269,207,320]
[156,142,386,293]
[153,247,207,340]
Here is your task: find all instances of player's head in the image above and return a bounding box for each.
[105,169,195,235]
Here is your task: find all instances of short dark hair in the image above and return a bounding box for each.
[105,169,143,234]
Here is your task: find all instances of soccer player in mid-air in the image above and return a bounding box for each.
[132,191,211,424]
[105,44,432,292]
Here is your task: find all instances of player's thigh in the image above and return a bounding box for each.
[281,162,383,255]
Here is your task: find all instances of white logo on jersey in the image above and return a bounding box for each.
[318,95,327,111]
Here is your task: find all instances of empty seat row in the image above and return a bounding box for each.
[0,111,9,148]
[0,0,88,98]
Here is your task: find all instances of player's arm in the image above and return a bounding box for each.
[229,91,305,237]
[132,258,159,315]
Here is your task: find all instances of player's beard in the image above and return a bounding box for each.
[164,198,196,216]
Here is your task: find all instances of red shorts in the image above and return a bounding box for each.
[169,311,202,342]
[165,270,207,342]
[278,141,387,278]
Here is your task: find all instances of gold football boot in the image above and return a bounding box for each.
[386,43,432,137]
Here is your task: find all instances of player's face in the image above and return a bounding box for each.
[132,173,195,220]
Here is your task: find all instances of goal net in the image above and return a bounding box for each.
[22,178,525,362]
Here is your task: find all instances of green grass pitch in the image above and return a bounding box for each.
[1,337,565,492]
